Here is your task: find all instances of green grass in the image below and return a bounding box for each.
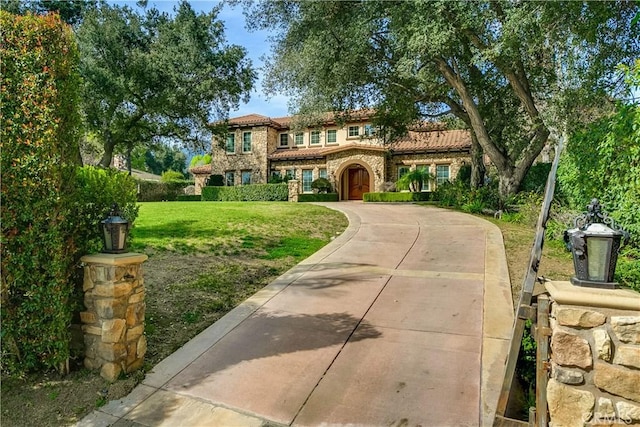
[130,201,348,259]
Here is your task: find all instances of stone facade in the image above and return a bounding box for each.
[81,253,148,382]
[545,281,640,427]
[193,113,472,199]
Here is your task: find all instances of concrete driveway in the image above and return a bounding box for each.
[79,202,513,427]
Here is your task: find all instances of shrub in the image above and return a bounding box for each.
[202,184,288,201]
[73,166,139,256]
[1,11,82,375]
[161,170,186,182]
[176,195,202,201]
[557,101,640,246]
[137,180,192,201]
[298,193,339,202]
[520,163,552,194]
[364,192,433,202]
[311,177,332,193]
[397,169,433,192]
[189,153,211,168]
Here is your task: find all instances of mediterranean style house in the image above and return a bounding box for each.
[190,112,472,200]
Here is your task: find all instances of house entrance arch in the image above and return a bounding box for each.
[335,161,374,201]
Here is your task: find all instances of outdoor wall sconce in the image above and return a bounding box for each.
[564,199,629,289]
[101,203,129,254]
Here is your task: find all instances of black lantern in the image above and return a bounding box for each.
[101,203,129,254]
[564,199,629,289]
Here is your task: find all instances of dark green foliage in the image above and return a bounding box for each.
[77,2,256,167]
[298,193,339,202]
[310,177,332,193]
[363,192,433,202]
[207,174,224,187]
[516,320,537,419]
[202,184,288,202]
[521,163,552,194]
[131,144,187,176]
[616,248,640,292]
[1,11,82,374]
[455,164,472,186]
[268,174,290,184]
[557,102,640,246]
[176,195,202,202]
[137,180,192,202]
[434,180,500,212]
[73,166,139,256]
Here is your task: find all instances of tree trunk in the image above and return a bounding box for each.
[99,136,115,168]
[498,172,518,207]
[470,133,485,189]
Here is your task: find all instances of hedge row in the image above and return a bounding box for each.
[363,192,434,202]
[298,193,339,202]
[176,195,202,201]
[1,11,82,374]
[202,184,288,201]
[137,180,192,202]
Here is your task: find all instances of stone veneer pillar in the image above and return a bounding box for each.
[288,179,300,202]
[80,253,148,382]
[545,281,640,427]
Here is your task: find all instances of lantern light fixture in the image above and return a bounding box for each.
[564,199,629,289]
[101,203,129,254]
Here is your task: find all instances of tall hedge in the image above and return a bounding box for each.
[202,184,288,201]
[1,11,82,374]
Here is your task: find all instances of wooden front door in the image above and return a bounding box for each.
[348,167,370,200]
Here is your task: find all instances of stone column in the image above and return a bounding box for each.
[288,179,300,202]
[81,253,148,382]
[545,281,640,427]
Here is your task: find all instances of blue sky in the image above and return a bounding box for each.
[121,0,291,118]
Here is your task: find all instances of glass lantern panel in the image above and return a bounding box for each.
[103,226,113,250]
[587,237,611,281]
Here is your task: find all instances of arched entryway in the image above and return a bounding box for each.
[339,163,371,200]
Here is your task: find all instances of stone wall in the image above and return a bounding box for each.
[81,253,148,382]
[212,126,270,184]
[545,281,640,427]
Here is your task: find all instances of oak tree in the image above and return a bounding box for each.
[245,1,639,199]
[78,1,256,167]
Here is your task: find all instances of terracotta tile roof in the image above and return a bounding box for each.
[189,164,212,175]
[390,129,471,153]
[226,114,285,128]
[269,143,387,160]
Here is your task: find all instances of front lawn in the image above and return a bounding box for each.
[1,202,348,427]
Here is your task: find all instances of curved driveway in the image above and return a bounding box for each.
[81,203,514,427]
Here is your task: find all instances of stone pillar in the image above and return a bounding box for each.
[545,281,640,427]
[288,179,300,202]
[81,253,148,382]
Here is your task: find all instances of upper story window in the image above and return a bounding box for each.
[294,132,304,145]
[242,132,252,152]
[319,168,328,179]
[348,126,360,137]
[363,124,376,137]
[279,133,289,147]
[327,129,337,144]
[436,164,450,185]
[225,134,235,154]
[310,130,321,145]
[398,166,409,180]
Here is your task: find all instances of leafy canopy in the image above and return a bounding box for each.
[245,1,639,199]
[77,1,256,167]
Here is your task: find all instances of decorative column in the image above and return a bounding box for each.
[288,179,300,202]
[80,253,148,382]
[545,281,640,427]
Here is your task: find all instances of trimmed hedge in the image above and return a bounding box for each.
[1,11,82,374]
[298,193,339,202]
[363,192,434,202]
[176,195,202,201]
[137,180,192,202]
[202,184,288,201]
